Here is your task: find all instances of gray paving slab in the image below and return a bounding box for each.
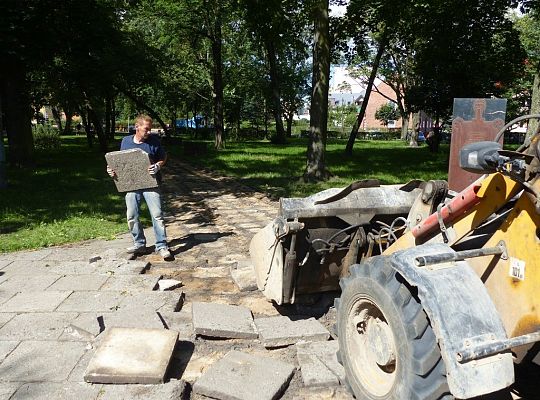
[0,314,15,329]
[0,341,19,363]
[192,302,257,339]
[296,341,343,387]
[62,324,96,342]
[10,382,102,400]
[0,340,86,382]
[103,307,165,330]
[0,292,16,306]
[292,386,354,400]
[96,380,188,400]
[84,327,178,384]
[157,279,183,291]
[193,350,295,400]
[10,249,53,261]
[67,349,95,383]
[0,312,78,340]
[296,341,345,384]
[159,310,193,339]
[0,383,21,400]
[0,261,56,275]
[94,259,150,275]
[118,291,184,312]
[99,274,161,291]
[0,274,61,292]
[230,260,257,292]
[1,291,72,313]
[254,316,330,348]
[47,274,109,291]
[105,148,158,192]
[56,291,124,312]
[0,260,13,270]
[47,261,98,275]
[60,313,108,338]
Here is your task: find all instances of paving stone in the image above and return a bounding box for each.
[47,261,98,275]
[193,350,295,400]
[296,341,344,387]
[84,327,178,384]
[118,291,184,312]
[0,261,56,275]
[105,148,158,192]
[62,324,96,342]
[0,292,15,306]
[0,260,13,270]
[11,382,102,400]
[61,313,109,338]
[1,291,72,312]
[292,386,354,400]
[0,274,61,291]
[11,249,53,261]
[47,274,108,291]
[56,291,124,312]
[0,314,15,329]
[230,260,257,291]
[96,380,188,400]
[99,274,161,291]
[254,316,330,348]
[159,310,193,339]
[67,349,95,382]
[94,259,150,275]
[0,340,86,382]
[0,341,19,363]
[157,279,183,291]
[0,383,21,400]
[0,312,78,340]
[103,307,165,330]
[192,302,257,339]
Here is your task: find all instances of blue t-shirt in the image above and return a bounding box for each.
[120,134,166,182]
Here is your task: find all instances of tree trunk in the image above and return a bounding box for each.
[80,108,93,148]
[286,111,294,137]
[409,112,420,147]
[527,72,540,142]
[51,106,63,132]
[400,113,409,140]
[120,90,169,133]
[344,34,387,156]
[211,1,225,149]
[266,40,286,143]
[1,60,34,166]
[105,97,111,141]
[87,105,108,153]
[63,107,73,136]
[304,0,331,181]
[110,97,116,138]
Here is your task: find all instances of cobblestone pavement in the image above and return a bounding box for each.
[0,158,536,399]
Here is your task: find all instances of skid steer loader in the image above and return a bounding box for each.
[249,114,540,399]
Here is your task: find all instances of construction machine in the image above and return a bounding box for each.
[249,115,540,399]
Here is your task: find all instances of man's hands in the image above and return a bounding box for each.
[148,163,161,175]
[106,165,117,178]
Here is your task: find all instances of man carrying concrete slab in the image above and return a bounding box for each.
[107,114,172,260]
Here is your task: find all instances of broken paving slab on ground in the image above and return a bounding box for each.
[254,315,331,348]
[193,350,295,400]
[191,302,258,339]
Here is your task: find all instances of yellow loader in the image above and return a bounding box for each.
[250,114,540,399]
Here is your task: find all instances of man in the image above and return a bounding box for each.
[107,114,172,260]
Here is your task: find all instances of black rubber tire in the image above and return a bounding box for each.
[335,256,453,400]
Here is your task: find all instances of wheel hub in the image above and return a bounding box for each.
[366,317,396,367]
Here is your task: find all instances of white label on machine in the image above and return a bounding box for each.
[509,257,525,281]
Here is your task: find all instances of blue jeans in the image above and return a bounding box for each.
[125,189,168,251]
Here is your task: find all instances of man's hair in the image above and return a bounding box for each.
[135,114,152,125]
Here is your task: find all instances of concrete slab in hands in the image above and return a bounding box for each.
[193,350,295,400]
[0,341,86,382]
[84,327,178,384]
[254,316,330,348]
[1,291,72,313]
[105,148,158,192]
[230,260,257,292]
[192,302,257,339]
[296,341,344,387]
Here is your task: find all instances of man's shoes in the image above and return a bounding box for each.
[158,248,172,260]
[125,246,146,259]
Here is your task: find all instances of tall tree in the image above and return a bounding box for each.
[305,0,331,181]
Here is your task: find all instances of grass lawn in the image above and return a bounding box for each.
[0,135,450,252]
[171,138,450,198]
[0,136,130,252]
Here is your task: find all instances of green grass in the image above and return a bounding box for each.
[1,135,449,252]
[0,136,131,252]
[170,138,450,198]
